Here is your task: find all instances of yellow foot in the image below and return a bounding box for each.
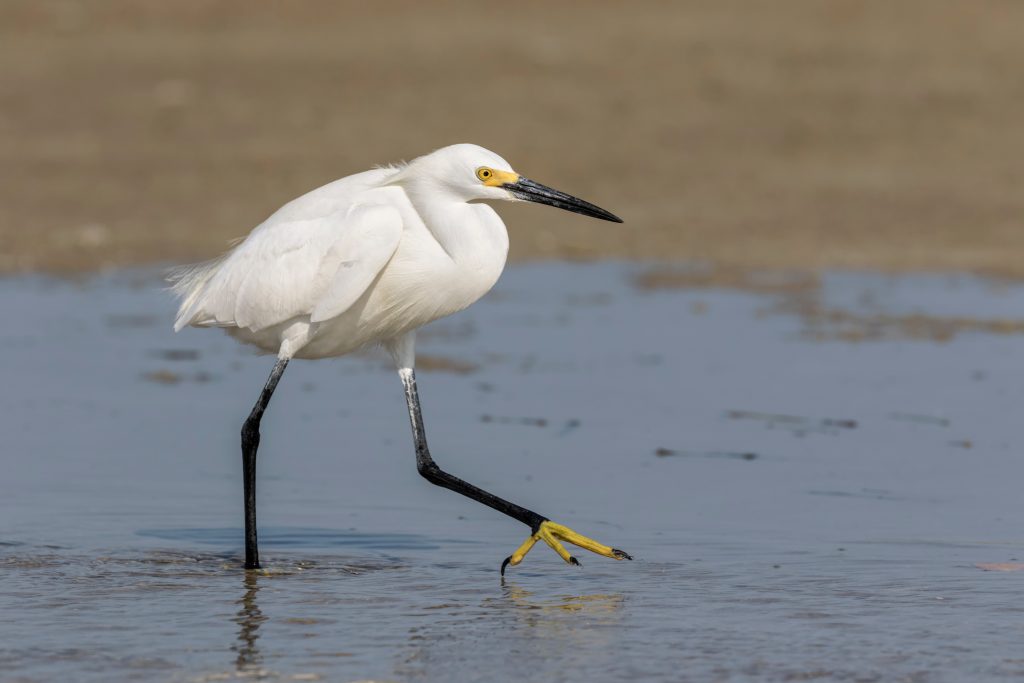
[500,521,632,575]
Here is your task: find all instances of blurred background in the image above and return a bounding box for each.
[3,0,1023,275]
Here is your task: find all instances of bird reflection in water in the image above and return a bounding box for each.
[232,571,267,674]
[397,583,626,681]
[493,581,626,669]
[500,581,624,616]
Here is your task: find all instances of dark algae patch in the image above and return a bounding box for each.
[654,448,758,461]
[726,410,858,434]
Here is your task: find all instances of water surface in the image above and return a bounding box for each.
[2,264,1024,682]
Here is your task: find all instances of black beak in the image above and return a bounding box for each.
[503,177,623,223]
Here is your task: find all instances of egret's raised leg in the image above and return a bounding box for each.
[240,357,289,570]
[398,368,630,575]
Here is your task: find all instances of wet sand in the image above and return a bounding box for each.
[3,1,1024,276]
[3,263,1024,681]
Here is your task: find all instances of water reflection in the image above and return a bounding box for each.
[232,571,267,674]
[494,581,625,648]
[499,581,625,619]
[395,582,627,680]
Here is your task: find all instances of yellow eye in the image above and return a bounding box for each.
[476,167,493,181]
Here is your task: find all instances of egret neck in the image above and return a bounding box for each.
[400,178,509,278]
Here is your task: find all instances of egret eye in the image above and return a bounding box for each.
[476,168,493,181]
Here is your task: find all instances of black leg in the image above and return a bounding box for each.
[399,368,548,533]
[240,358,289,569]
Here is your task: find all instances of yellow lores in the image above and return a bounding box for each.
[477,167,519,186]
[502,521,632,575]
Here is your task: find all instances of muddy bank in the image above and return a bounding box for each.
[3,1,1024,276]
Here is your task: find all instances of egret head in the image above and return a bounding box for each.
[405,144,623,223]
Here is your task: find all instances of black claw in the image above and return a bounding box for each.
[500,556,512,576]
[569,556,581,567]
[612,549,633,561]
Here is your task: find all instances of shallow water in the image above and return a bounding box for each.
[2,264,1024,682]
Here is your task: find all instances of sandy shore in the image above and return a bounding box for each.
[2,1,1023,276]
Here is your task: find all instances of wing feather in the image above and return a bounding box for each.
[310,205,402,324]
[173,203,402,332]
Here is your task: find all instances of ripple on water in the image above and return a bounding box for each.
[136,526,476,551]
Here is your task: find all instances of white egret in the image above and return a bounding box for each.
[170,143,630,574]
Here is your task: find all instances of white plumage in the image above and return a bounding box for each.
[170,144,514,364]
